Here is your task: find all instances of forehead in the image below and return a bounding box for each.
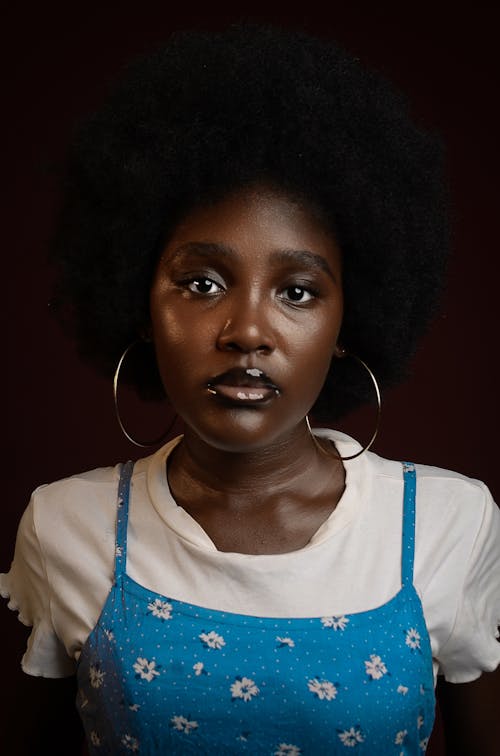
[162,184,342,272]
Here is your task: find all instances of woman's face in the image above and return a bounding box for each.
[150,185,343,452]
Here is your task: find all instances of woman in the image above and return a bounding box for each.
[2,24,499,755]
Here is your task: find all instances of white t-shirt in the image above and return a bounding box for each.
[1,430,499,684]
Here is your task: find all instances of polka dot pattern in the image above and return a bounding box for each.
[77,462,435,753]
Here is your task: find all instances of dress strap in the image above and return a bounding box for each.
[401,461,417,586]
[114,460,134,580]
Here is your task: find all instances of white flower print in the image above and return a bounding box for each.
[90,731,101,746]
[199,630,226,649]
[420,737,429,751]
[193,662,206,676]
[397,685,409,695]
[115,546,123,557]
[307,678,338,701]
[129,704,140,712]
[417,715,424,730]
[276,636,295,648]
[89,665,105,689]
[121,734,139,751]
[321,615,350,631]
[230,676,260,701]
[275,744,302,756]
[147,598,173,620]
[405,627,421,650]
[338,727,364,747]
[170,715,199,733]
[103,628,114,642]
[395,730,407,745]
[364,654,388,680]
[133,657,160,682]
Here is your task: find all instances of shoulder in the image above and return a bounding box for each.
[30,464,120,531]
[366,446,499,600]
[324,427,495,517]
[315,429,496,535]
[30,452,155,514]
[27,454,155,558]
[365,446,495,520]
[339,433,498,568]
[33,462,120,499]
[411,461,496,543]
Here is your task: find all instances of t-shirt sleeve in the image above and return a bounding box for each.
[0,495,77,678]
[437,482,500,683]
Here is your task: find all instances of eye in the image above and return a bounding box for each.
[186,277,223,295]
[279,285,316,304]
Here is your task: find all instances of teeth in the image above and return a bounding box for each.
[246,368,263,378]
[237,391,264,400]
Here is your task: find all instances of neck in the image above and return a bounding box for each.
[168,420,342,500]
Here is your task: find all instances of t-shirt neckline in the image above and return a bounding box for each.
[145,429,372,557]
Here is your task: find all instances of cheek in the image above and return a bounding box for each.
[312,308,341,364]
[150,304,212,398]
[295,308,341,365]
[285,323,340,407]
[150,301,183,385]
[151,300,184,347]
[151,293,189,350]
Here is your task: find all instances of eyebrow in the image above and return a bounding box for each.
[168,242,338,282]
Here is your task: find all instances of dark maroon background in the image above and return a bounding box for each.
[1,3,499,753]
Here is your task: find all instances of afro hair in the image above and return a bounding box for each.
[51,24,449,420]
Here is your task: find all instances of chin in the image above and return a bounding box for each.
[182,409,301,454]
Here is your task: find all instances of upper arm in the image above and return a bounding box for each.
[436,665,500,755]
[1,496,77,678]
[426,479,500,753]
[432,481,500,683]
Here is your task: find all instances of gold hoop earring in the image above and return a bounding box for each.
[307,352,381,462]
[113,340,175,448]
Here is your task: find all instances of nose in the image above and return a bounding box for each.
[216,300,276,354]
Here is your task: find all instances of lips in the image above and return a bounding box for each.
[207,367,280,405]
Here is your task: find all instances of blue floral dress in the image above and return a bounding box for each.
[77,461,435,754]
